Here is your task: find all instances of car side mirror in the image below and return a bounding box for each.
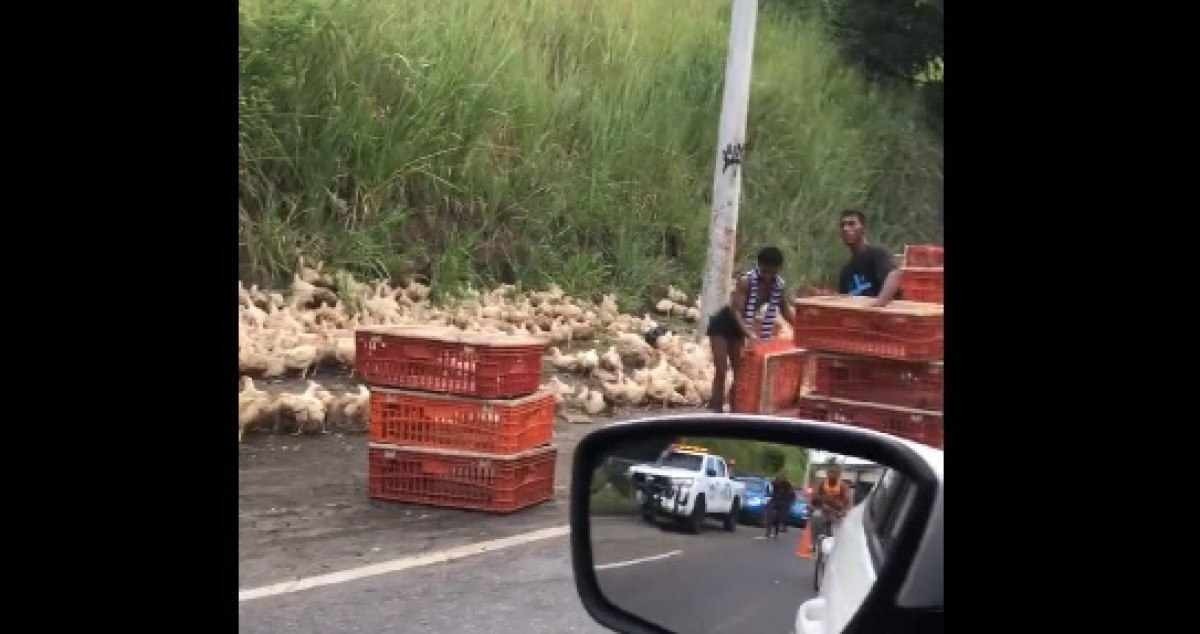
[705,468,717,477]
[569,414,944,634]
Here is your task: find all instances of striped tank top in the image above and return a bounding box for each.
[742,267,785,339]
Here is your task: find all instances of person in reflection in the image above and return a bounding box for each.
[765,473,795,539]
[811,465,851,542]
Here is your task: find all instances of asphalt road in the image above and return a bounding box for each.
[239,513,816,634]
[239,534,606,634]
[593,514,815,634]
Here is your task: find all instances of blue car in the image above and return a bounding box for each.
[734,477,809,528]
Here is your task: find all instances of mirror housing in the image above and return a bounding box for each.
[705,468,717,477]
[570,414,943,634]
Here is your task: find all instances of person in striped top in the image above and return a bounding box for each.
[705,246,796,413]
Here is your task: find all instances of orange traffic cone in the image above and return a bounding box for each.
[795,521,814,559]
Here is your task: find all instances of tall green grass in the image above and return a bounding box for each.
[239,0,942,306]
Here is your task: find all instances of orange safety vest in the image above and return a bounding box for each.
[820,480,844,499]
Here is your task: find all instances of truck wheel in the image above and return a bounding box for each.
[641,499,656,524]
[724,498,739,532]
[687,495,706,534]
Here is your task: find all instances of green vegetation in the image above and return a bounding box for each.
[590,481,637,516]
[681,437,809,483]
[240,0,942,305]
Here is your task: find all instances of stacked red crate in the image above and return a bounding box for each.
[790,286,944,449]
[731,339,809,415]
[900,244,944,304]
[356,325,556,512]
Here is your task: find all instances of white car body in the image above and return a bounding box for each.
[628,449,745,518]
[795,440,944,634]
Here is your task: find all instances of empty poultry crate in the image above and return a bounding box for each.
[356,326,547,399]
[792,395,943,449]
[732,339,808,414]
[802,353,943,411]
[369,387,556,454]
[368,443,557,513]
[792,296,944,362]
[899,267,944,304]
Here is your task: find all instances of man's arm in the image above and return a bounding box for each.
[729,277,757,340]
[872,270,902,307]
[871,251,902,307]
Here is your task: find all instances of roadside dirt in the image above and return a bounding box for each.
[239,364,704,588]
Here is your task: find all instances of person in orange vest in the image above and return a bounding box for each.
[810,465,851,542]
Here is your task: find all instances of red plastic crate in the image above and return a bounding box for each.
[368,443,556,513]
[903,244,944,268]
[900,267,943,304]
[356,326,546,398]
[792,396,943,449]
[732,340,807,414]
[369,387,556,453]
[803,354,943,411]
[791,296,943,362]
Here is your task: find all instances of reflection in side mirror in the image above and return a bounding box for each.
[572,416,943,634]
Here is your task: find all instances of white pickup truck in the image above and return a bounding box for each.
[628,445,746,533]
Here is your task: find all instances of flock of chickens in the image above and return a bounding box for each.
[238,257,749,441]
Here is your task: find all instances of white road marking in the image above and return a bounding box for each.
[594,549,683,571]
[239,524,570,602]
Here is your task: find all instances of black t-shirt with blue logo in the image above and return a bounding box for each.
[838,245,898,298]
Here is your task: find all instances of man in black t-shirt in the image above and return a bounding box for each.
[836,209,902,307]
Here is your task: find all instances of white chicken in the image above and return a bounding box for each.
[238,377,274,442]
[309,380,336,410]
[297,256,325,285]
[600,346,622,372]
[569,320,595,341]
[593,368,620,384]
[644,358,677,406]
[336,385,371,431]
[548,317,573,345]
[543,376,575,404]
[241,303,268,328]
[275,382,328,435]
[263,354,287,379]
[577,349,600,373]
[282,344,320,379]
[598,294,620,324]
[558,303,583,320]
[549,347,580,372]
[585,389,607,415]
[601,373,648,407]
[667,285,689,304]
[571,385,591,409]
[614,332,654,368]
[334,337,356,367]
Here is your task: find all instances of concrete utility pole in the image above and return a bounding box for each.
[698,0,759,338]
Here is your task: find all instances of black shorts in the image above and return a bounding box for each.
[706,306,744,340]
